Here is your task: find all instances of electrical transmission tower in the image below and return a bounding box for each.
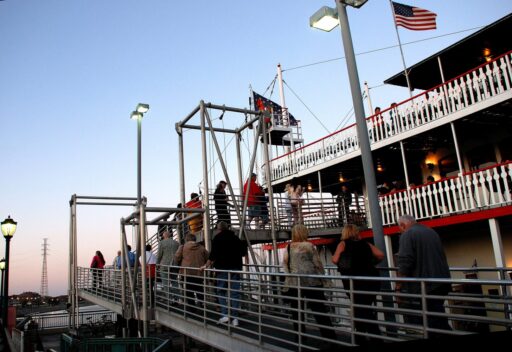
[41,238,49,298]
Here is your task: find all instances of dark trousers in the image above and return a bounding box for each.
[401,284,452,334]
[184,276,204,309]
[216,207,231,226]
[343,279,381,342]
[288,286,336,340]
[92,270,103,288]
[147,277,155,306]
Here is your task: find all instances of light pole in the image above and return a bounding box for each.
[310,0,387,262]
[0,258,5,317]
[1,216,17,324]
[130,103,150,206]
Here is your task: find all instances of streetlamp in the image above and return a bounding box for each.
[130,103,150,206]
[310,0,387,261]
[0,258,5,316]
[1,216,17,323]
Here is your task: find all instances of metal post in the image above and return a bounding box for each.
[336,1,387,261]
[261,118,280,267]
[450,122,464,173]
[400,141,413,213]
[68,196,75,329]
[364,81,373,114]
[2,237,11,323]
[437,56,446,83]
[200,101,211,250]
[235,132,244,193]
[120,221,126,316]
[72,196,79,328]
[139,204,148,337]
[318,171,326,227]
[177,124,186,242]
[137,118,142,206]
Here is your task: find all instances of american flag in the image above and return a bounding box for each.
[392,2,437,31]
[252,91,298,126]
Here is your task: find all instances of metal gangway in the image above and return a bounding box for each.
[75,262,512,351]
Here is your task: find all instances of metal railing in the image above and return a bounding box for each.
[77,264,512,351]
[207,192,367,231]
[379,161,512,225]
[29,309,117,331]
[269,50,512,182]
[60,334,171,352]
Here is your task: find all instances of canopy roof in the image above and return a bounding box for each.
[384,13,512,90]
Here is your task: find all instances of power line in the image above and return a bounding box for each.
[283,26,484,72]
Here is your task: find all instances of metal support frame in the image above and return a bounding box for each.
[68,195,138,333]
[175,101,279,264]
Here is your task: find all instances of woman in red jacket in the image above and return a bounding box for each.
[90,250,106,289]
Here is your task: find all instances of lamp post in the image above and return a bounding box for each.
[130,103,150,206]
[0,258,5,317]
[1,216,17,323]
[310,0,387,262]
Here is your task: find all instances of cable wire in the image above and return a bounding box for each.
[283,80,330,134]
[283,26,484,72]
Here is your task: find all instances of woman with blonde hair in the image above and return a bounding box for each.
[283,224,336,341]
[332,224,384,343]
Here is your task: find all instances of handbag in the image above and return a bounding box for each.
[337,242,353,275]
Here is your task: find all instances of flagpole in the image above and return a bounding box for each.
[364,81,373,114]
[277,63,294,153]
[389,0,413,97]
[249,85,261,182]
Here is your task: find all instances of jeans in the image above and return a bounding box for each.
[216,272,241,318]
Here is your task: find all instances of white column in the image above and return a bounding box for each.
[384,235,395,277]
[489,218,505,268]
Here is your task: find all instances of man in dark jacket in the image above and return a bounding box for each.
[396,214,452,333]
[336,184,352,226]
[202,221,247,327]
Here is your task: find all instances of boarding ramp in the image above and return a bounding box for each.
[76,265,512,351]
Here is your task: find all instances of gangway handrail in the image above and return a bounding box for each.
[76,263,512,351]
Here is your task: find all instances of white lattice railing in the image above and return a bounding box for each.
[269,50,512,182]
[379,162,512,226]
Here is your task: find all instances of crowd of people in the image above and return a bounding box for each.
[88,213,452,344]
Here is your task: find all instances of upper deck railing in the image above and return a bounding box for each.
[269,50,512,182]
[77,264,512,351]
[380,161,512,226]
[203,161,512,232]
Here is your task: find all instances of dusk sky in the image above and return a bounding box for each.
[1,1,510,296]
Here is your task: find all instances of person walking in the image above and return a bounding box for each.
[157,231,180,298]
[201,221,247,327]
[282,224,336,341]
[332,224,384,344]
[185,193,203,235]
[396,214,452,334]
[90,251,106,289]
[145,244,157,306]
[113,250,122,269]
[243,173,262,228]
[283,184,293,226]
[174,233,209,312]
[290,184,304,225]
[214,181,232,226]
